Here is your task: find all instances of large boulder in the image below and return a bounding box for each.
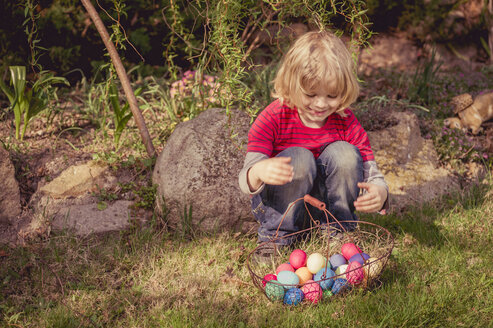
[0,146,21,224]
[153,108,254,233]
[367,111,458,212]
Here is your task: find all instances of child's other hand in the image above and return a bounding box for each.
[247,157,294,192]
[353,182,387,213]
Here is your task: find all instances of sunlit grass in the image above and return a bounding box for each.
[1,180,492,327]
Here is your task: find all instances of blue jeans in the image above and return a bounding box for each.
[251,141,363,244]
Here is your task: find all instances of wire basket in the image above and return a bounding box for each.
[246,194,394,305]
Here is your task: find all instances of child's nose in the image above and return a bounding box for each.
[314,96,329,108]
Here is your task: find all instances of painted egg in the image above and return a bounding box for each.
[306,253,327,274]
[276,262,294,275]
[329,253,347,269]
[284,287,304,305]
[363,257,384,279]
[265,280,285,301]
[262,273,277,287]
[314,267,335,290]
[331,278,349,295]
[335,264,348,279]
[346,261,364,284]
[348,252,370,265]
[341,243,362,260]
[301,280,323,304]
[289,249,307,269]
[323,289,333,299]
[295,266,313,285]
[277,270,300,289]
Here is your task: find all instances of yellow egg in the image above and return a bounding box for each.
[295,266,313,285]
[306,253,327,274]
[363,257,383,279]
[335,264,348,279]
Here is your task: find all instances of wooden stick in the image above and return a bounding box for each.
[80,0,155,157]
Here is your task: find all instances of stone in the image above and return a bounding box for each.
[50,200,135,235]
[39,161,110,198]
[0,146,21,224]
[368,111,457,211]
[153,108,255,233]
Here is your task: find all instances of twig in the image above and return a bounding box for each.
[81,0,155,157]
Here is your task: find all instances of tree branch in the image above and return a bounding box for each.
[80,0,155,157]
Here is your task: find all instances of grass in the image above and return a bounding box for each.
[1,181,492,327]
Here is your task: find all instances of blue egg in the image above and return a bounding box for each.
[277,270,300,289]
[331,278,349,295]
[284,287,304,305]
[348,253,370,265]
[329,253,347,270]
[314,268,335,290]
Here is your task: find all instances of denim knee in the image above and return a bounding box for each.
[318,141,363,178]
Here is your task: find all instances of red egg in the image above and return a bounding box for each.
[341,243,362,260]
[346,261,364,284]
[301,280,323,304]
[276,262,295,275]
[289,249,307,269]
[262,274,277,287]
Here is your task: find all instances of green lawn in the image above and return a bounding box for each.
[1,180,492,328]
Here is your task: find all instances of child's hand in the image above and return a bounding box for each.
[353,182,387,213]
[247,157,294,192]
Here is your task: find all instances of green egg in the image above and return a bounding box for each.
[265,280,285,301]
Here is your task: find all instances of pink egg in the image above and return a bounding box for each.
[262,273,277,287]
[276,263,295,275]
[301,280,323,304]
[289,249,307,269]
[341,243,362,260]
[346,261,364,284]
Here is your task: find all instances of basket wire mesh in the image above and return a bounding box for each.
[247,194,394,305]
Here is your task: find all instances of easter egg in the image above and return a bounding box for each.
[341,243,362,260]
[335,264,348,279]
[323,289,333,299]
[346,261,364,284]
[289,249,307,269]
[364,257,383,279]
[262,274,277,287]
[276,262,295,275]
[265,280,285,301]
[306,253,327,274]
[295,266,313,285]
[301,280,323,304]
[277,270,300,289]
[348,253,370,265]
[284,287,304,306]
[329,253,347,270]
[314,268,335,290]
[331,278,349,295]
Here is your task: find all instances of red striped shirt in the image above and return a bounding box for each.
[247,100,374,161]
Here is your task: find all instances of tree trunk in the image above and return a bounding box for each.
[488,0,493,63]
[80,0,155,157]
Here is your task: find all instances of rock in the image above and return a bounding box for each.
[153,108,254,233]
[17,160,128,243]
[0,146,21,224]
[39,161,111,198]
[368,111,458,211]
[50,200,136,235]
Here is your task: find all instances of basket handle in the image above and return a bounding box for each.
[303,194,326,210]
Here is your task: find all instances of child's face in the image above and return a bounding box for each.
[298,83,342,128]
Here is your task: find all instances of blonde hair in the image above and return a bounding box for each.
[272,30,359,113]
